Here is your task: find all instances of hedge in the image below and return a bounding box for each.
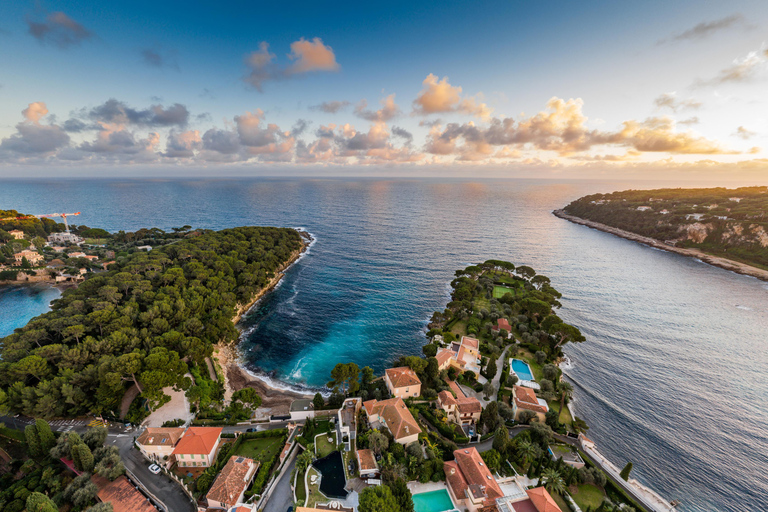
[0,427,25,442]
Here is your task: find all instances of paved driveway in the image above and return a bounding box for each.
[263,454,297,512]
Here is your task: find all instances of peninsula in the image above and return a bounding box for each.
[555,186,768,281]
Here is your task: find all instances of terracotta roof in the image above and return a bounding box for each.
[356,449,378,471]
[444,460,468,499]
[206,456,257,506]
[436,349,454,367]
[511,499,539,512]
[513,386,548,414]
[448,380,466,398]
[385,367,421,388]
[526,487,563,512]
[494,318,511,331]
[363,397,422,440]
[461,336,480,350]
[229,507,254,512]
[456,396,482,414]
[91,474,156,512]
[438,390,457,407]
[172,427,222,455]
[452,447,503,501]
[137,427,185,447]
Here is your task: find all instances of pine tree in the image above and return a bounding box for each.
[25,424,42,457]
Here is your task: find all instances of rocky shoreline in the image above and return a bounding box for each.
[553,209,768,282]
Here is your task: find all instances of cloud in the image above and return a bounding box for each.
[678,117,700,125]
[87,99,190,127]
[695,47,768,86]
[164,130,202,158]
[734,126,756,139]
[658,15,745,44]
[354,94,400,122]
[391,126,413,145]
[27,10,92,48]
[654,93,702,111]
[0,102,70,155]
[412,74,492,119]
[310,101,350,113]
[244,38,339,91]
[141,48,179,70]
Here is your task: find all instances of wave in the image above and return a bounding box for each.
[240,362,331,397]
[735,305,753,311]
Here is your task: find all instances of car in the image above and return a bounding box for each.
[148,464,161,474]
[246,428,256,432]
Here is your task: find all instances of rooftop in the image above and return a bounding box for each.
[461,336,480,350]
[91,474,156,512]
[206,455,257,506]
[526,487,562,512]
[136,427,185,447]
[172,426,222,455]
[451,447,503,502]
[385,366,421,388]
[456,396,482,414]
[363,397,422,440]
[438,390,457,406]
[513,386,548,414]
[356,448,378,471]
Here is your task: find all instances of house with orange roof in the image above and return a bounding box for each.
[90,474,157,512]
[363,397,421,445]
[9,230,25,240]
[136,427,185,467]
[435,336,483,378]
[206,455,259,510]
[494,487,563,512]
[444,447,504,512]
[492,318,512,337]
[384,367,421,398]
[356,448,379,478]
[438,390,482,427]
[512,385,549,423]
[172,426,222,467]
[14,249,43,266]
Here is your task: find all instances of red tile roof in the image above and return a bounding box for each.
[451,447,503,502]
[91,474,156,512]
[444,460,468,499]
[436,349,454,367]
[363,397,422,440]
[526,487,563,512]
[172,427,222,455]
[137,427,185,447]
[514,386,548,414]
[461,336,480,350]
[385,367,421,388]
[448,380,466,398]
[456,396,482,414]
[494,318,512,331]
[357,449,378,471]
[438,390,457,407]
[206,455,257,507]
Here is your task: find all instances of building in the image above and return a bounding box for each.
[437,391,482,426]
[9,229,25,240]
[492,318,512,336]
[90,474,157,512]
[444,447,504,512]
[47,258,66,268]
[356,448,379,479]
[495,487,563,512]
[172,427,222,467]
[290,399,316,421]
[338,397,361,450]
[435,336,483,378]
[48,232,83,244]
[384,367,421,398]
[512,386,548,423]
[68,251,87,258]
[206,456,259,510]
[363,397,421,445]
[14,250,44,266]
[137,245,153,251]
[136,427,185,467]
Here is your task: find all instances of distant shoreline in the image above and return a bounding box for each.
[553,209,768,282]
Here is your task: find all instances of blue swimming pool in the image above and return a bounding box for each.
[511,358,534,381]
[413,489,455,512]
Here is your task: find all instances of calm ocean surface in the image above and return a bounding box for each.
[1,177,766,512]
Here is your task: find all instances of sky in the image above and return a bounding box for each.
[0,0,767,180]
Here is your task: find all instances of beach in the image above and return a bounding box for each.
[553,209,768,282]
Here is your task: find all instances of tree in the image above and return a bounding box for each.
[548,322,585,349]
[358,484,399,512]
[422,344,437,357]
[480,401,500,432]
[481,449,501,473]
[72,443,94,472]
[313,392,325,410]
[542,364,558,381]
[534,351,547,365]
[387,478,414,512]
[492,427,509,453]
[20,256,32,269]
[541,467,566,495]
[620,461,633,481]
[25,424,42,457]
[361,366,375,390]
[545,409,560,430]
[232,388,262,408]
[369,430,389,454]
[485,355,497,380]
[25,492,57,512]
[498,402,514,422]
[425,357,439,385]
[296,447,315,473]
[517,409,536,425]
[483,382,495,399]
[86,504,114,512]
[516,440,537,470]
[558,381,573,415]
[516,266,536,279]
[95,450,125,480]
[83,426,108,450]
[328,362,360,395]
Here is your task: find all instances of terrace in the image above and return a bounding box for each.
[548,444,585,469]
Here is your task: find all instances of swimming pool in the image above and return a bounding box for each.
[511,358,534,381]
[312,451,348,499]
[412,489,455,512]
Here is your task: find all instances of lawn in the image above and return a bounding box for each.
[569,483,605,510]
[295,467,307,503]
[548,400,574,425]
[552,492,571,512]
[474,295,491,310]
[233,436,284,462]
[493,285,516,299]
[305,467,325,507]
[315,432,337,458]
[450,320,467,337]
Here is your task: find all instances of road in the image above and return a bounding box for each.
[262,451,297,512]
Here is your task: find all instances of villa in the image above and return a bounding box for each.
[512,386,548,423]
[205,456,259,510]
[172,426,222,468]
[9,229,25,240]
[437,390,482,427]
[444,447,504,512]
[435,336,483,378]
[363,397,421,445]
[492,318,512,336]
[494,486,563,512]
[384,367,421,398]
[136,427,185,467]
[13,250,43,266]
[356,448,379,479]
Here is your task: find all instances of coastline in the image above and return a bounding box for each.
[553,209,768,282]
[213,230,314,415]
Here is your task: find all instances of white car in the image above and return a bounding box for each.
[148,464,161,474]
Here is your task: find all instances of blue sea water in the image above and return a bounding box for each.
[0,284,61,338]
[1,177,766,512]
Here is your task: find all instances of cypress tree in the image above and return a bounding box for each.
[620,461,633,481]
[35,419,56,453]
[25,424,41,457]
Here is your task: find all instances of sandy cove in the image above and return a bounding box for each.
[212,232,313,417]
[553,209,768,282]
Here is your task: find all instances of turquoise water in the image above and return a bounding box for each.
[1,178,768,512]
[511,358,534,381]
[412,489,455,512]
[0,284,62,338]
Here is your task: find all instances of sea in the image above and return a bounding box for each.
[1,177,766,512]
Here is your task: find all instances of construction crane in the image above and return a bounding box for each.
[0,212,82,243]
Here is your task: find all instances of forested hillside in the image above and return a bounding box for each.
[562,187,768,269]
[0,226,304,419]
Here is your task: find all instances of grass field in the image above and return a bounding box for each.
[315,432,337,458]
[83,238,109,245]
[234,436,284,462]
[569,484,605,510]
[295,467,307,503]
[549,400,574,425]
[493,285,516,299]
[305,467,324,507]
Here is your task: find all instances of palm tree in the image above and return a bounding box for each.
[517,440,537,471]
[559,381,573,419]
[541,467,567,495]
